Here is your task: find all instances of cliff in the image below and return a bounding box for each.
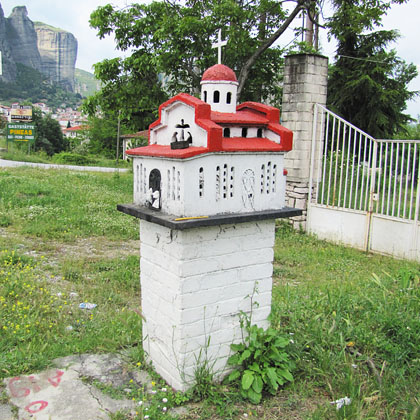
[0,5,16,83]
[0,3,78,92]
[5,6,43,72]
[35,22,78,91]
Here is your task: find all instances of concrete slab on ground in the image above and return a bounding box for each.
[1,353,152,420]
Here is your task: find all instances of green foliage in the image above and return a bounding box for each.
[327,0,418,138]
[227,318,294,404]
[85,0,312,126]
[0,63,83,109]
[84,115,121,158]
[394,118,420,140]
[32,108,67,155]
[52,152,96,166]
[74,68,100,97]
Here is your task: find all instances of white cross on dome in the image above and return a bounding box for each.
[212,29,227,65]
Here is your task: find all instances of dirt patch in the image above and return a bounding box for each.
[0,227,139,263]
[50,237,139,261]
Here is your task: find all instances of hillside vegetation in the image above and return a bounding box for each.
[0,63,83,109]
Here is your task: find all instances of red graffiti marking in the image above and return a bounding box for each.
[25,400,48,414]
[8,377,30,398]
[28,376,42,393]
[47,369,64,387]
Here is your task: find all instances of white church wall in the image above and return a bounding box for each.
[133,153,286,217]
[150,102,208,148]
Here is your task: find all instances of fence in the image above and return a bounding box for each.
[308,104,420,262]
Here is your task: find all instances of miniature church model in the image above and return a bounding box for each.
[125,63,293,217]
[118,40,300,390]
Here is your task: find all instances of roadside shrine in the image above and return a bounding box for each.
[118,62,300,390]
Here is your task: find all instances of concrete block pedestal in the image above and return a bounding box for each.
[118,206,300,390]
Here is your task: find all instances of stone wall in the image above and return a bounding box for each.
[281,54,328,229]
[140,219,274,390]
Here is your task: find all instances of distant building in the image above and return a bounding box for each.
[63,125,86,139]
[0,105,11,121]
[121,130,149,160]
[33,102,51,114]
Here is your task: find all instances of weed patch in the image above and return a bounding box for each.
[0,249,142,378]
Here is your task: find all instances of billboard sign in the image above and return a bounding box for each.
[7,123,35,143]
[11,105,32,122]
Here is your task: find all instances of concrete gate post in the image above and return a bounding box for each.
[281,53,328,229]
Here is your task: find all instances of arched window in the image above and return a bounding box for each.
[204,91,207,102]
[223,128,230,138]
[226,92,232,104]
[213,90,220,103]
[257,128,263,138]
[148,169,161,210]
[242,127,248,138]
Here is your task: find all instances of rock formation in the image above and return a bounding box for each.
[0,3,78,91]
[35,22,78,91]
[5,6,43,72]
[0,4,16,83]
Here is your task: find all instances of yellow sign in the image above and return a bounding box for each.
[11,105,32,122]
[7,123,35,142]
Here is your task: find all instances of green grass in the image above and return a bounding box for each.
[0,167,419,419]
[0,168,137,239]
[0,140,131,169]
[272,223,420,420]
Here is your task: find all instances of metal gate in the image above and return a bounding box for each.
[307,104,420,262]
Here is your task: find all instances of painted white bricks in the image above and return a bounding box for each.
[140,219,275,390]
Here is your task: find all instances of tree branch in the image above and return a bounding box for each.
[237,1,305,97]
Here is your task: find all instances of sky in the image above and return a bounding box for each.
[1,0,419,118]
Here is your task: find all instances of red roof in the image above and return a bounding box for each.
[127,93,292,159]
[126,145,209,159]
[201,64,237,82]
[64,125,84,132]
[211,110,268,125]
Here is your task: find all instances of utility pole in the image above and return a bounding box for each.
[116,110,121,165]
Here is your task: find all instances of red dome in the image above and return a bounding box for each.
[201,64,237,82]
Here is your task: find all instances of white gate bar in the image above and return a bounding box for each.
[380,142,388,215]
[343,125,352,208]
[332,120,342,205]
[338,123,346,206]
[319,110,330,204]
[349,128,358,208]
[402,143,409,218]
[397,143,405,217]
[409,144,418,220]
[327,117,336,205]
[392,143,400,217]
[386,143,394,216]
